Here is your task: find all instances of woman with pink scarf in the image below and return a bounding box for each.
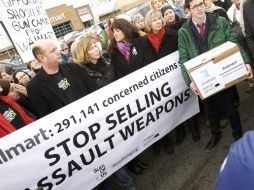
[109,18,150,175]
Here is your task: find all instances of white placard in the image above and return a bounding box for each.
[0,0,57,63]
[190,52,247,98]
[191,61,224,97]
[0,52,199,190]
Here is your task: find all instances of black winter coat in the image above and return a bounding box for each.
[27,63,89,118]
[144,26,178,64]
[110,37,152,79]
[243,0,254,61]
[80,57,116,93]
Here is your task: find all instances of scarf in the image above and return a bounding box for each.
[117,41,131,63]
[0,96,34,138]
[206,2,225,13]
[147,27,165,53]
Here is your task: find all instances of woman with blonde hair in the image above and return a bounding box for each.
[150,0,165,11]
[144,10,178,62]
[74,36,115,92]
[74,36,136,190]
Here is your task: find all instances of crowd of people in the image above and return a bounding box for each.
[0,0,254,189]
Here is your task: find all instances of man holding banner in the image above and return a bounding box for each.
[178,0,253,151]
[27,39,90,118]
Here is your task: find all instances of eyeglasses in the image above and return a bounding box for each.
[61,48,68,51]
[190,2,205,10]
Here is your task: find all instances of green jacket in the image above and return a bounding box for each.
[178,13,250,86]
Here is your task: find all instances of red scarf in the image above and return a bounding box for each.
[147,27,165,53]
[0,96,34,138]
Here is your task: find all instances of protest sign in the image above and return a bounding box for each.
[0,52,199,189]
[0,0,57,63]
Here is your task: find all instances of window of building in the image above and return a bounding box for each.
[52,21,73,38]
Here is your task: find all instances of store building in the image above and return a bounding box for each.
[46,4,89,39]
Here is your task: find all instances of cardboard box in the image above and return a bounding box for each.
[184,41,248,99]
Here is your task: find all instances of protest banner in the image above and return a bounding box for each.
[0,0,57,63]
[0,52,199,189]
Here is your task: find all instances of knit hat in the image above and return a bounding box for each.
[216,131,254,190]
[161,5,174,16]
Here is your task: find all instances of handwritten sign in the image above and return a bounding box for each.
[0,0,57,63]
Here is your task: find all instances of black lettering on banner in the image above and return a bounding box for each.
[88,123,100,140]
[68,160,82,177]
[73,131,89,148]
[54,123,63,133]
[57,138,71,156]
[146,112,156,126]
[52,168,66,185]
[184,89,191,101]
[37,176,53,190]
[106,113,117,130]
[44,147,60,166]
[116,107,128,124]
[119,123,135,140]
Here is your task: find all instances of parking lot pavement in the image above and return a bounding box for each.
[126,80,253,190]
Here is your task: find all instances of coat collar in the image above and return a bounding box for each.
[183,13,218,34]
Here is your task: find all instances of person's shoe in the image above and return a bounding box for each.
[204,135,221,152]
[134,158,149,169]
[220,118,228,129]
[127,164,144,175]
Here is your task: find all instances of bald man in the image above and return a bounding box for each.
[26,40,89,118]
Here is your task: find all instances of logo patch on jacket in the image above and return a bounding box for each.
[3,108,16,122]
[58,78,70,90]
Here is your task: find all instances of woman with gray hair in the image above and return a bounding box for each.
[59,42,73,63]
[132,14,147,36]
[133,14,145,31]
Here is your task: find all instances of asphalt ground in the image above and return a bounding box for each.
[121,80,253,190]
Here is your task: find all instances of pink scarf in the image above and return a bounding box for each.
[117,41,131,63]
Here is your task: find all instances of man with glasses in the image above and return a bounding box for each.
[178,0,253,151]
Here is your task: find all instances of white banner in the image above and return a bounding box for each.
[0,0,57,63]
[0,52,199,190]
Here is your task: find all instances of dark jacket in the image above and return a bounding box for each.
[80,57,116,93]
[243,0,254,61]
[0,96,34,138]
[178,13,251,85]
[110,37,150,79]
[144,26,178,64]
[167,15,186,31]
[27,63,89,118]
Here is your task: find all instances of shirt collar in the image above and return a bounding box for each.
[192,14,207,27]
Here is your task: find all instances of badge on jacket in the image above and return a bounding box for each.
[132,47,138,56]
